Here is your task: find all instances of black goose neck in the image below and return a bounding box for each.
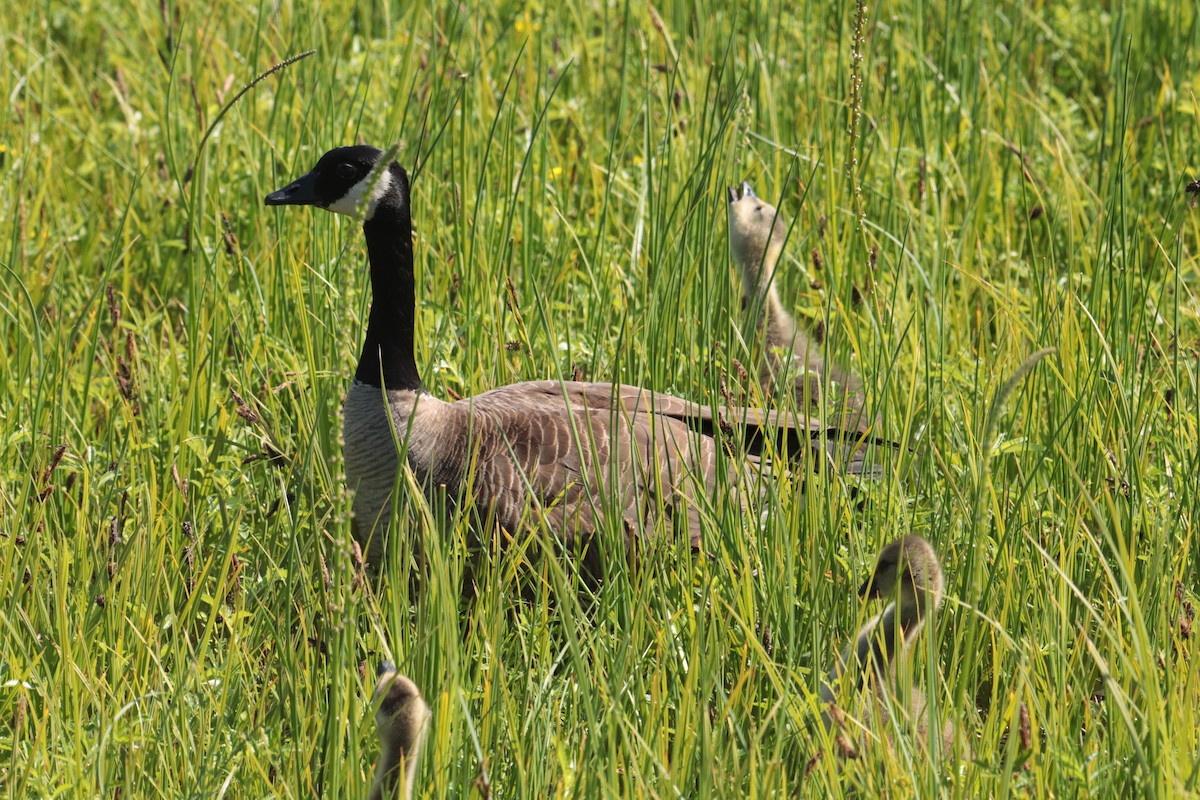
[354,167,421,391]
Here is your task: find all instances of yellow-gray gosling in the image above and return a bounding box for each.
[726,181,870,432]
[370,663,431,800]
[819,536,955,755]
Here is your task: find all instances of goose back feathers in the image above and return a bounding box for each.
[267,147,878,569]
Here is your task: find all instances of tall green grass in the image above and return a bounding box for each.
[1,0,1197,796]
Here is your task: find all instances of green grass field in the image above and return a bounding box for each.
[2,0,1198,796]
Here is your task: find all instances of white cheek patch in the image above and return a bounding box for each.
[327,169,395,220]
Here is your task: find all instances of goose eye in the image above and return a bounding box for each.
[336,163,358,180]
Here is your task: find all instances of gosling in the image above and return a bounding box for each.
[371,663,431,800]
[819,535,956,755]
[726,181,871,432]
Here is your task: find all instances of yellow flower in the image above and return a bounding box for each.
[514,15,540,35]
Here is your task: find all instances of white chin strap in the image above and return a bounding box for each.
[327,168,394,220]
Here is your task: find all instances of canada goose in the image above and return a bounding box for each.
[371,663,431,800]
[726,182,871,432]
[819,535,955,754]
[265,146,878,570]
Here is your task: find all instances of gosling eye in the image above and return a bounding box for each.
[755,204,764,213]
[337,162,358,180]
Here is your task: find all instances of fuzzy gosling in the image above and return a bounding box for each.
[727,181,871,432]
[371,663,431,800]
[819,535,955,754]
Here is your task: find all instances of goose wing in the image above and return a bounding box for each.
[455,381,734,553]
[567,380,887,474]
[433,380,884,559]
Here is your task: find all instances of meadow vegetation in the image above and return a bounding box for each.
[1,0,1198,796]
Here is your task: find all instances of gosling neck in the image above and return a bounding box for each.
[896,580,940,636]
[370,740,421,800]
[355,165,422,392]
[865,586,939,677]
[741,243,792,338]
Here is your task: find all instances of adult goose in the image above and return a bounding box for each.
[266,146,878,570]
[370,663,431,800]
[819,535,957,755]
[727,182,872,433]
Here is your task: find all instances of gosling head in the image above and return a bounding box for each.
[858,536,944,613]
[265,145,408,222]
[371,662,431,800]
[726,180,788,291]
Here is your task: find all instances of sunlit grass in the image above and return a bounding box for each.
[1,0,1198,797]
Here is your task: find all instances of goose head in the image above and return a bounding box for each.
[726,180,788,291]
[266,145,407,222]
[370,662,431,800]
[266,144,420,391]
[858,535,944,613]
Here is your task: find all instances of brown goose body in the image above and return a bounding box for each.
[267,147,874,569]
[727,182,872,433]
[344,379,739,565]
[343,377,853,566]
[819,535,958,755]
